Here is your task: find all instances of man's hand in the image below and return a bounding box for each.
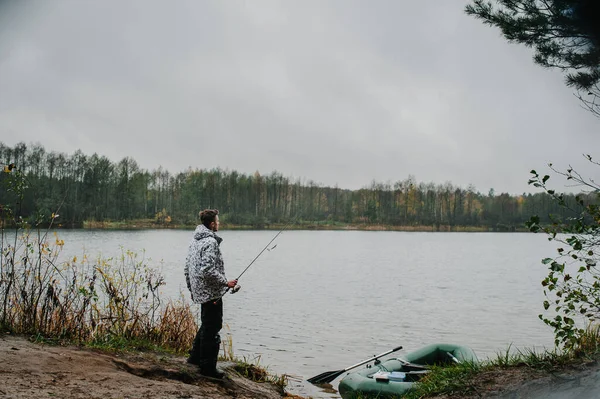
[226,279,238,288]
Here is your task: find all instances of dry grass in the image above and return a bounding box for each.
[0,226,198,354]
[221,324,290,390]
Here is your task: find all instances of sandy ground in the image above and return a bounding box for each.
[0,333,299,399]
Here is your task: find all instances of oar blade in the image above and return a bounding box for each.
[307,369,344,384]
[308,345,403,385]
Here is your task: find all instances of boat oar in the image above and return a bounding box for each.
[307,345,403,385]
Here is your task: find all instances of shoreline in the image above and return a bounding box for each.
[4,332,600,399]
[80,219,527,232]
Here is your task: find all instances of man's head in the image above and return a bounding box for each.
[199,209,219,232]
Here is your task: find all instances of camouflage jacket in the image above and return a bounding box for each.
[184,224,228,304]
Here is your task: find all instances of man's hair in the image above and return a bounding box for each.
[199,209,219,228]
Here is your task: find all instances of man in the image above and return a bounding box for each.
[185,209,237,378]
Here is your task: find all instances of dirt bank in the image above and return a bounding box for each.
[0,333,303,399]
[431,359,600,399]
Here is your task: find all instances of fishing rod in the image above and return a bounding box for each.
[227,214,300,294]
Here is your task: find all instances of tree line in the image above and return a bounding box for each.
[0,141,581,230]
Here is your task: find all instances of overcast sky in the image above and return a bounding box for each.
[0,0,598,195]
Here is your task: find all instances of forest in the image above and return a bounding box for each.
[0,141,578,230]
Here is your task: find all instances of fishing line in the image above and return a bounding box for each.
[227,213,301,294]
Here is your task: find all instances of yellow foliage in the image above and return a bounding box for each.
[155,208,172,225]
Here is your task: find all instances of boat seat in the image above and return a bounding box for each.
[397,358,430,371]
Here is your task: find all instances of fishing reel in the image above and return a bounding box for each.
[231,284,241,294]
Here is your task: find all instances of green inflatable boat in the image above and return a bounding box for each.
[338,343,477,399]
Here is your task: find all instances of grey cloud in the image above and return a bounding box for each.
[0,0,598,195]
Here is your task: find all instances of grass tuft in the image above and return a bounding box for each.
[220,328,289,391]
[402,360,481,399]
[232,354,289,391]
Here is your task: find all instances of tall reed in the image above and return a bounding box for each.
[0,225,197,354]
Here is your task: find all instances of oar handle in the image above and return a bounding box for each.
[343,345,403,372]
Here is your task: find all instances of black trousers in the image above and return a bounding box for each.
[189,298,223,372]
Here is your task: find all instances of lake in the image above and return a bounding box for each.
[53,229,557,398]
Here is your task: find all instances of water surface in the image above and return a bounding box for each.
[55,229,556,398]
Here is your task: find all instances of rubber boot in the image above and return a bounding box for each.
[187,329,204,366]
[200,334,224,379]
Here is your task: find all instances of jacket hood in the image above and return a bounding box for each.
[193,224,223,244]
